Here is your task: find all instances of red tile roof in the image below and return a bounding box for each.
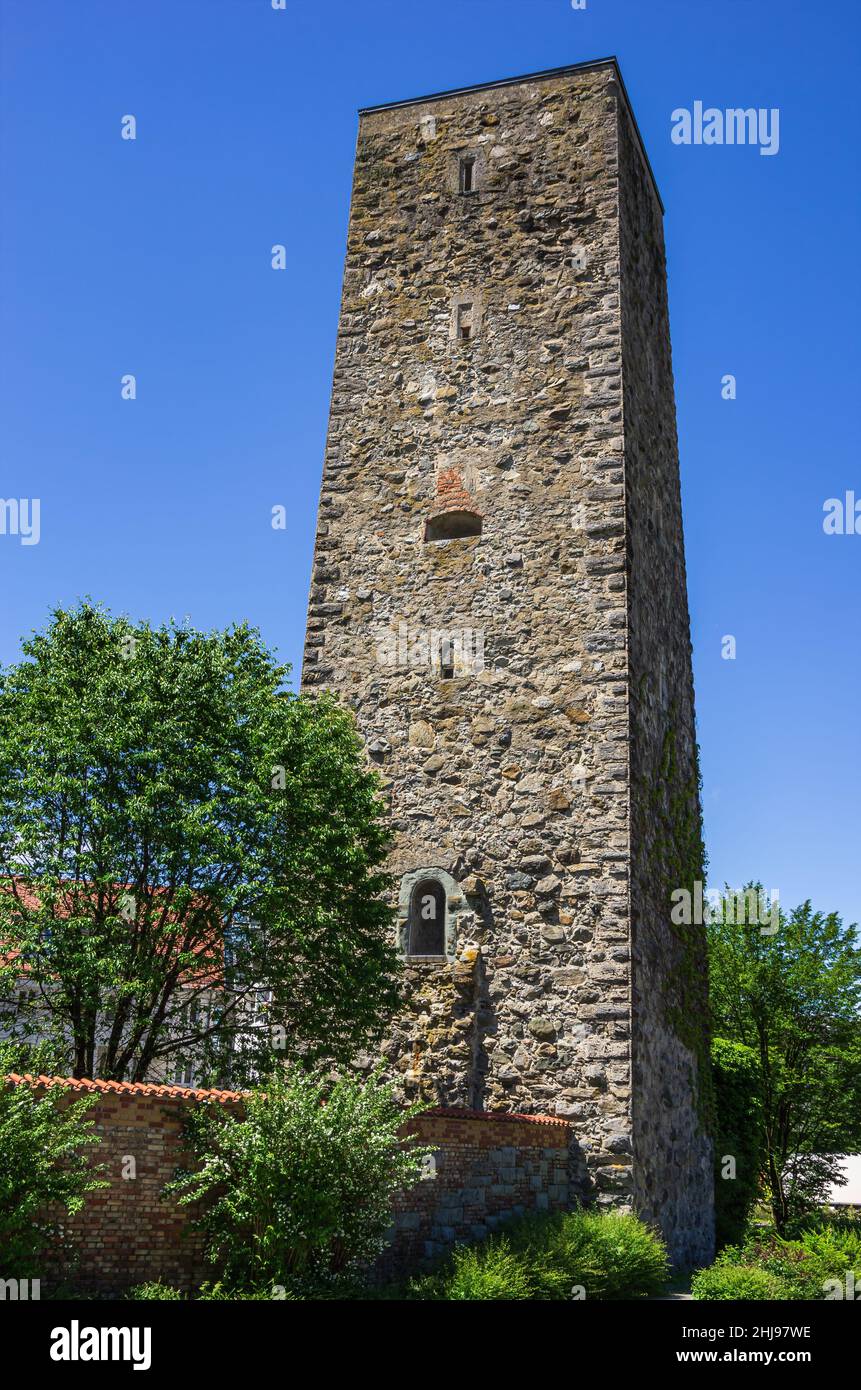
[425,1105,569,1129]
[0,877,224,987]
[4,1073,245,1104]
[3,1075,566,1125]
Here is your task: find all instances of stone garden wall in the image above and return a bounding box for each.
[7,1075,236,1294]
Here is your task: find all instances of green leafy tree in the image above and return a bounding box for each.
[0,603,400,1082]
[167,1068,430,1293]
[711,1037,763,1247]
[0,1041,107,1278]
[708,885,861,1230]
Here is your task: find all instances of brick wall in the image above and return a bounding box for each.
[384,1106,570,1277]
[6,1075,244,1294]
[5,1076,570,1293]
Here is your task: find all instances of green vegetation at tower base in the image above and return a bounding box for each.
[401,1209,668,1301]
[691,1214,861,1300]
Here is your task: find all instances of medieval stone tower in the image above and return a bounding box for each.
[303,58,714,1267]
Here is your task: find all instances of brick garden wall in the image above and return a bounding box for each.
[5,1076,570,1294]
[6,1075,244,1295]
[384,1106,570,1277]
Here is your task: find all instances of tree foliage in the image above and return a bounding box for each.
[0,602,400,1082]
[711,1037,763,1247]
[708,885,861,1230]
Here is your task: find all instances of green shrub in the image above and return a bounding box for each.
[0,1042,107,1278]
[797,1224,861,1269]
[551,1209,669,1300]
[127,1282,184,1301]
[408,1208,668,1302]
[711,1038,764,1248]
[434,1238,534,1301]
[787,1208,861,1240]
[503,1209,667,1300]
[166,1068,430,1296]
[196,1281,296,1300]
[768,1248,827,1299]
[691,1264,788,1300]
[699,1216,861,1300]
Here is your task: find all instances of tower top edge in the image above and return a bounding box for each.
[356,56,663,214]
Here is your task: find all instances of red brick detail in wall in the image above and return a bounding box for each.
[5,1076,570,1292]
[430,467,482,519]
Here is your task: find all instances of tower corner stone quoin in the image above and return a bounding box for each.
[302,58,714,1269]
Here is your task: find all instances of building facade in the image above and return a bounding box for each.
[302,59,713,1267]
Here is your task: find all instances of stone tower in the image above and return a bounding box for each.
[303,58,714,1267]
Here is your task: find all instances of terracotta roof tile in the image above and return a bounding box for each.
[425,1105,568,1129]
[5,1073,245,1104]
[4,1076,566,1125]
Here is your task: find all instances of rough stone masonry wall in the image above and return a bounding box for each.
[5,1077,569,1293]
[303,65,636,1210]
[303,60,715,1266]
[616,98,714,1267]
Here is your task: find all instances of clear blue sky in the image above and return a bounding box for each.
[1,0,858,925]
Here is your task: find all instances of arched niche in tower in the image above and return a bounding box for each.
[397,867,463,961]
[408,878,446,956]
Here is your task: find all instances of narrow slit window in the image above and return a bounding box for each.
[457,302,474,340]
[440,638,455,680]
[459,156,476,194]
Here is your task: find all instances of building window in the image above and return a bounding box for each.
[425,510,482,543]
[439,638,455,680]
[459,155,476,194]
[173,1057,195,1087]
[408,878,446,957]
